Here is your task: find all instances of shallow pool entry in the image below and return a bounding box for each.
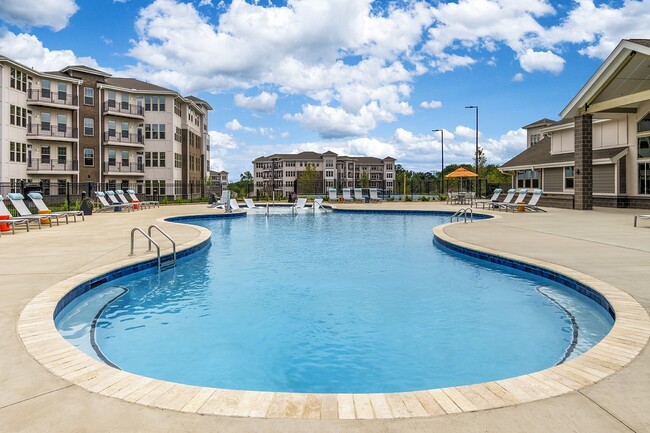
[56,212,613,393]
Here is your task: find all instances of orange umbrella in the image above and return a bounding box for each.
[445,167,478,178]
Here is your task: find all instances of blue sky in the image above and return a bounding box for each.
[0,0,647,178]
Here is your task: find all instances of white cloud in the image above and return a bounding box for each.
[234,91,278,112]
[518,49,565,74]
[199,0,213,6]
[454,125,477,139]
[512,72,524,82]
[0,31,105,72]
[0,0,78,31]
[431,53,476,73]
[420,100,443,109]
[225,119,254,133]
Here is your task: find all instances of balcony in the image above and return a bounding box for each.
[103,102,144,119]
[26,158,79,174]
[27,125,78,142]
[103,131,144,148]
[103,162,145,176]
[27,89,78,109]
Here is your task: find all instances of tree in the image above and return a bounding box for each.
[359,171,369,188]
[298,163,319,194]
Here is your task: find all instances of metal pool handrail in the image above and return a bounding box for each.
[451,208,473,223]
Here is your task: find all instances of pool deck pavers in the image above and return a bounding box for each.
[1,202,649,432]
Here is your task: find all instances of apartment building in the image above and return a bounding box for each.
[252,151,396,197]
[0,56,211,198]
[501,39,650,209]
[209,170,229,194]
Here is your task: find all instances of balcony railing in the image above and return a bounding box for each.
[27,89,78,107]
[103,131,144,145]
[103,162,145,174]
[27,159,79,172]
[104,101,144,117]
[27,124,78,139]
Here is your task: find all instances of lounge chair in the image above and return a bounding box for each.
[313,198,323,208]
[489,188,515,210]
[126,189,159,208]
[209,190,230,209]
[244,198,260,209]
[369,188,381,202]
[106,191,134,211]
[353,188,364,202]
[519,189,546,212]
[499,189,528,212]
[342,188,353,202]
[328,188,337,202]
[6,193,58,226]
[28,192,84,223]
[0,194,38,233]
[229,199,242,210]
[473,188,502,209]
[95,192,128,212]
[634,215,650,227]
[115,190,140,210]
[294,197,307,209]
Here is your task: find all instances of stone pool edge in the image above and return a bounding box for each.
[16,212,650,420]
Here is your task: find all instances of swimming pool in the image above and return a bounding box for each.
[55,210,613,394]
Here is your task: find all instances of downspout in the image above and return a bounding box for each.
[98,84,103,185]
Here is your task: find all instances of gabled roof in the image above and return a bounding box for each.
[60,65,112,78]
[522,118,555,129]
[560,39,650,118]
[187,96,213,110]
[104,77,174,93]
[500,137,628,170]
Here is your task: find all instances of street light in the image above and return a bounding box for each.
[433,129,444,194]
[465,105,479,194]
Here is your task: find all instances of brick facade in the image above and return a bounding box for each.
[574,114,593,210]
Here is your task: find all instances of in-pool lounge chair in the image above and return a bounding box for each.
[499,189,528,212]
[95,192,127,212]
[106,191,134,211]
[229,199,242,210]
[7,193,58,226]
[369,188,381,202]
[328,188,337,202]
[28,192,84,223]
[294,197,307,209]
[244,198,260,209]
[209,190,230,209]
[473,188,502,209]
[0,194,37,233]
[342,188,353,202]
[313,198,324,209]
[634,214,650,227]
[126,189,159,208]
[353,188,364,202]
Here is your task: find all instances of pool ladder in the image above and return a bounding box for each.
[129,225,177,272]
[450,208,473,223]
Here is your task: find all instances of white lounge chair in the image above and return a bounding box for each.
[328,188,337,202]
[499,189,528,212]
[313,198,323,209]
[353,188,364,202]
[7,193,59,226]
[229,199,242,210]
[294,197,307,209]
[244,198,260,209]
[28,192,84,222]
[0,194,38,233]
[126,189,159,208]
[490,188,515,210]
[369,188,381,202]
[520,189,546,212]
[210,190,230,209]
[95,192,129,212]
[342,188,353,202]
[634,214,650,227]
[115,190,139,210]
[106,191,134,211]
[473,188,502,209]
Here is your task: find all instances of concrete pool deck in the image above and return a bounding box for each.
[1,202,649,432]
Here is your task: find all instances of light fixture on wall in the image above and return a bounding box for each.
[576,168,580,175]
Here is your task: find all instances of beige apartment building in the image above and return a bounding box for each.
[0,56,211,199]
[501,39,650,209]
[252,151,396,197]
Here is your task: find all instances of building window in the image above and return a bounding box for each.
[41,179,50,196]
[84,118,94,136]
[121,93,129,110]
[10,105,27,127]
[159,152,165,167]
[108,91,116,108]
[159,124,166,139]
[122,151,129,167]
[84,87,94,105]
[108,180,116,191]
[41,112,51,131]
[58,147,67,164]
[564,166,574,190]
[638,112,650,133]
[41,146,50,163]
[58,180,67,196]
[8,143,25,163]
[175,153,182,168]
[84,149,94,166]
[516,169,541,189]
[108,149,116,166]
[41,80,51,98]
[10,142,16,162]
[174,127,182,142]
[530,134,541,146]
[10,68,28,91]
[152,124,159,139]
[638,136,650,159]
[145,152,151,167]
[57,114,67,133]
[108,120,116,137]
[121,122,129,138]
[640,163,650,195]
[174,99,181,116]
[58,82,67,101]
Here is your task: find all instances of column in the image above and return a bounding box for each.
[574,114,593,210]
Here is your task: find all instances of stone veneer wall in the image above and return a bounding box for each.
[574,114,593,210]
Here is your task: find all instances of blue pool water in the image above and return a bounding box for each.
[56,211,613,393]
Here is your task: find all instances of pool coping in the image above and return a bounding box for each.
[17,212,650,420]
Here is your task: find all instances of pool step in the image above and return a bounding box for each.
[160,256,176,271]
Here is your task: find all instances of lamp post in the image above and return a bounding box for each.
[433,129,444,194]
[465,105,479,194]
